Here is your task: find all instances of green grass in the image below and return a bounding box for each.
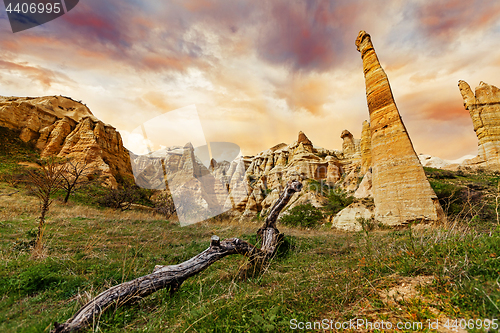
[1,187,500,332]
[1,166,500,332]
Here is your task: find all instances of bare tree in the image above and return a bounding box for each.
[51,180,303,333]
[27,158,65,256]
[60,160,90,203]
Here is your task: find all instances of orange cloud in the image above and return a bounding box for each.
[275,74,331,115]
[142,91,178,112]
[0,60,72,88]
[420,100,470,122]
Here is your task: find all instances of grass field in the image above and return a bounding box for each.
[1,179,500,332]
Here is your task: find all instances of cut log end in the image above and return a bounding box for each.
[210,235,220,247]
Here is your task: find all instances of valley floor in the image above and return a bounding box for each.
[1,183,500,332]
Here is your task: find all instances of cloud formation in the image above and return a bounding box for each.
[0,0,500,160]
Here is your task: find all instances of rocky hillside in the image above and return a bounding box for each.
[129,127,370,225]
[0,95,132,187]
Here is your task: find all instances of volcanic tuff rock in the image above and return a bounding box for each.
[0,95,132,186]
[418,154,452,169]
[356,30,444,226]
[459,81,500,168]
[360,120,372,174]
[331,202,373,232]
[354,169,372,199]
[236,130,371,217]
[243,131,345,195]
[131,145,252,224]
[340,130,362,173]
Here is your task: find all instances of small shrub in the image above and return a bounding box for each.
[307,179,331,196]
[280,203,324,229]
[154,192,176,218]
[358,217,375,232]
[322,188,354,216]
[430,180,488,219]
[96,183,153,210]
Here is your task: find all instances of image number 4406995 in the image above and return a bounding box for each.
[3,0,79,33]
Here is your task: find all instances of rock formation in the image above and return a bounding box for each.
[355,30,444,226]
[132,128,371,220]
[297,130,313,149]
[0,95,132,186]
[331,202,373,232]
[354,169,372,199]
[459,80,500,168]
[340,130,362,173]
[131,144,252,224]
[360,120,372,174]
[341,130,356,156]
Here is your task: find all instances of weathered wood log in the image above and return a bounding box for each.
[52,180,302,333]
[239,179,303,277]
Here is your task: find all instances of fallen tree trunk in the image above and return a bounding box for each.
[52,180,303,333]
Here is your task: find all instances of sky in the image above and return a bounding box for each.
[1,0,500,160]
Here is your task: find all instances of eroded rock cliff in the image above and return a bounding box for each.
[0,95,132,186]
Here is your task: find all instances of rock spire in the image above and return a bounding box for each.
[459,80,500,168]
[355,30,444,225]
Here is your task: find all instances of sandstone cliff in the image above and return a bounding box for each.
[355,30,444,226]
[459,80,500,169]
[0,95,132,186]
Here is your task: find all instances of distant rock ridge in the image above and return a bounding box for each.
[355,30,445,226]
[459,80,500,169]
[0,95,131,187]
[131,130,360,220]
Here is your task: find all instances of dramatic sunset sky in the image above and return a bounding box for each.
[1,0,500,159]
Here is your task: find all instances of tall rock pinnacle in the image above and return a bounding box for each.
[355,30,444,225]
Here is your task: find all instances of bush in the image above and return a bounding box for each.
[424,167,456,179]
[96,183,154,210]
[322,188,354,216]
[430,180,483,217]
[154,192,176,218]
[280,203,324,229]
[307,179,331,196]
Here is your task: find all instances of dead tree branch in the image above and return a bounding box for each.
[52,180,302,333]
[60,160,90,203]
